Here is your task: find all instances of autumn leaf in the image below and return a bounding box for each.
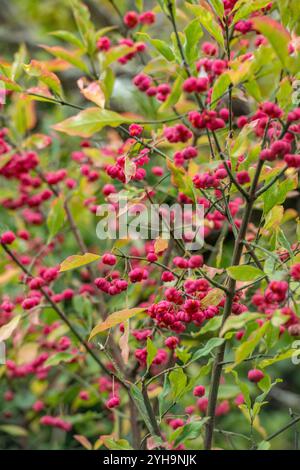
[23,60,63,96]
[89,308,146,340]
[251,17,291,69]
[154,237,169,255]
[0,315,21,342]
[59,253,100,272]
[40,45,89,73]
[0,268,19,285]
[0,75,22,92]
[73,435,92,450]
[200,288,224,308]
[77,77,105,108]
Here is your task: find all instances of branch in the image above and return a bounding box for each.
[204,159,265,450]
[266,416,300,442]
[1,242,114,379]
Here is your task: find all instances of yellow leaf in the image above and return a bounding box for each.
[59,253,100,272]
[0,315,21,342]
[228,59,252,86]
[200,288,224,308]
[89,308,146,340]
[154,237,169,255]
[30,380,48,396]
[0,268,19,285]
[17,343,39,365]
[148,386,163,399]
[263,205,283,231]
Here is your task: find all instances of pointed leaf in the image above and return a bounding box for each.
[227,265,264,282]
[53,108,132,138]
[0,315,21,342]
[59,253,100,272]
[89,308,145,340]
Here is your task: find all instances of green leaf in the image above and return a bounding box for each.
[263,177,295,214]
[50,30,83,49]
[258,349,300,368]
[130,384,156,435]
[209,0,225,20]
[167,159,196,202]
[253,378,282,418]
[159,74,183,112]
[102,45,136,68]
[59,253,100,272]
[257,440,271,450]
[186,4,225,48]
[230,120,256,159]
[0,425,28,437]
[172,419,209,447]
[226,322,270,372]
[232,0,271,24]
[193,315,222,336]
[70,0,96,54]
[191,337,225,362]
[175,347,191,364]
[159,375,171,417]
[146,337,158,369]
[136,0,144,12]
[276,77,293,111]
[263,205,283,231]
[184,18,203,65]
[169,368,187,401]
[103,438,133,450]
[231,370,251,409]
[137,33,175,62]
[11,43,27,81]
[221,312,262,337]
[47,196,65,242]
[53,108,133,138]
[44,352,74,367]
[227,265,264,282]
[277,228,293,258]
[211,73,231,109]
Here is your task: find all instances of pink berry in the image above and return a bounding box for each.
[193,385,206,397]
[124,11,139,29]
[106,396,120,409]
[1,231,16,244]
[165,336,179,350]
[102,253,117,266]
[248,369,264,383]
[79,391,89,401]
